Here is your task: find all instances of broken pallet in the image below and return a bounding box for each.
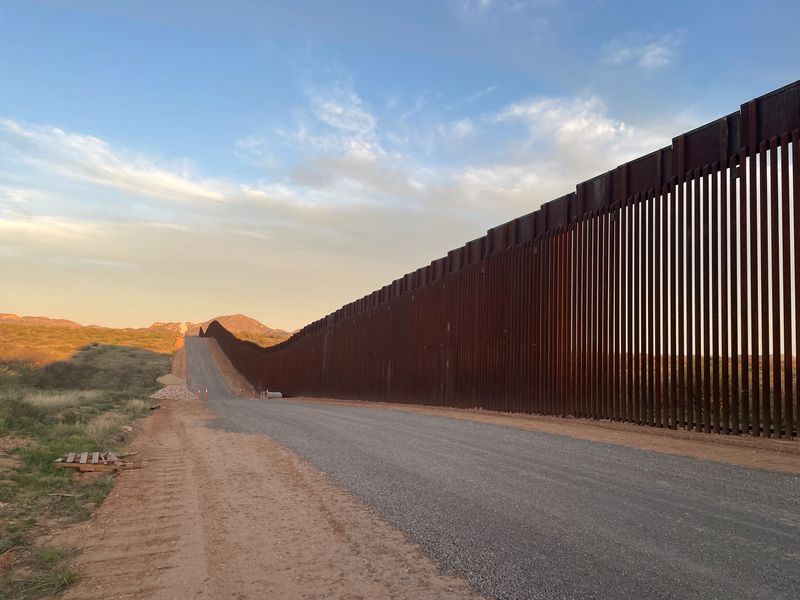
[54,451,140,472]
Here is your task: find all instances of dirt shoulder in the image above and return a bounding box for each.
[57,395,482,600]
[280,397,800,475]
[170,337,186,379]
[201,337,254,398]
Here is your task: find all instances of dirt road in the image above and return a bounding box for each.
[60,345,481,599]
[186,340,800,600]
[61,337,800,599]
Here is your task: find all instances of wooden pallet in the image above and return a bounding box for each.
[54,451,139,473]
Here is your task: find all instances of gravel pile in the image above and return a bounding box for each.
[150,385,196,400]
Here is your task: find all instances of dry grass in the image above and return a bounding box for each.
[0,323,178,366]
[233,331,290,348]
[22,391,104,412]
[124,399,150,413]
[0,343,170,598]
[81,413,129,446]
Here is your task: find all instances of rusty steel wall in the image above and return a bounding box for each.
[204,80,800,438]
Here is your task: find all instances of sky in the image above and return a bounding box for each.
[1,1,798,330]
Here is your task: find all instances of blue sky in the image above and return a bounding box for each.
[1,0,798,329]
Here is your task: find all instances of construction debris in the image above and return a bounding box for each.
[150,385,196,401]
[54,451,139,473]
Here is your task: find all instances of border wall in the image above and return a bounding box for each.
[204,80,800,438]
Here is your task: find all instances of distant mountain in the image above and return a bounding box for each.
[148,321,189,334]
[201,314,289,336]
[148,314,289,337]
[0,313,83,328]
[0,311,288,341]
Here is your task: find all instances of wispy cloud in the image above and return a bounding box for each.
[0,119,226,203]
[437,118,476,141]
[602,32,685,71]
[234,135,277,169]
[277,81,388,162]
[449,0,559,22]
[420,92,681,217]
[450,0,538,20]
[399,92,434,121]
[0,213,99,241]
[309,84,377,136]
[450,0,497,19]
[446,85,498,111]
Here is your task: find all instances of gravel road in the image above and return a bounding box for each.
[186,337,800,600]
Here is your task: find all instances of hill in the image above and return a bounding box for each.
[0,313,83,328]
[198,314,289,336]
[148,314,289,340]
[0,313,288,364]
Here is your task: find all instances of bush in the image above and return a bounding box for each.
[22,361,87,390]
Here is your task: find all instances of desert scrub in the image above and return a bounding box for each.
[0,322,177,366]
[0,343,170,598]
[0,546,80,600]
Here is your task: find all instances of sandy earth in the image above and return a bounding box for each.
[59,395,481,600]
[170,341,186,380]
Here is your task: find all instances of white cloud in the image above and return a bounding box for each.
[493,95,626,138]
[310,85,377,136]
[0,214,100,241]
[0,186,50,206]
[0,119,226,203]
[279,81,389,161]
[437,118,476,141]
[260,86,682,229]
[638,43,673,70]
[602,32,684,71]
[451,0,497,18]
[489,94,669,175]
[450,0,556,21]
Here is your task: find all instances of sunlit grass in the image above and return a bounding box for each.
[234,330,290,348]
[0,323,177,366]
[22,390,104,412]
[0,342,170,598]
